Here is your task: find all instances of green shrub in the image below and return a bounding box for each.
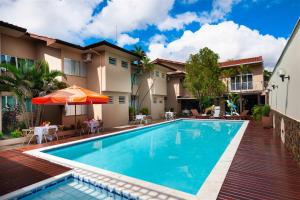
[262,104,270,116]
[129,107,136,115]
[252,104,270,121]
[140,107,149,115]
[0,131,3,138]
[11,129,22,138]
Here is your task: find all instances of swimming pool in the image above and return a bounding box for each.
[36,119,245,196]
[2,172,132,200]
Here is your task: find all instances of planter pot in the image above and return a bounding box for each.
[129,113,135,121]
[0,137,28,146]
[262,116,272,128]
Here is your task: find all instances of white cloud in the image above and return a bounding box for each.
[85,0,174,38]
[149,34,167,44]
[148,21,287,70]
[198,0,240,24]
[0,0,175,44]
[0,0,101,44]
[157,0,240,31]
[157,12,198,31]
[180,0,199,4]
[117,34,139,47]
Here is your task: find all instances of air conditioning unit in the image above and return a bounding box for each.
[83,53,92,62]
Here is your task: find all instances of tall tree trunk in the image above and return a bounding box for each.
[35,104,42,126]
[137,78,155,112]
[20,101,30,128]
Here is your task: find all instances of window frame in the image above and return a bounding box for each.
[109,57,117,65]
[108,96,114,104]
[119,96,126,104]
[230,73,253,91]
[121,60,129,69]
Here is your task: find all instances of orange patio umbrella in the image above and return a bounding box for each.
[32,85,109,126]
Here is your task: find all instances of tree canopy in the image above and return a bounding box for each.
[184,47,226,110]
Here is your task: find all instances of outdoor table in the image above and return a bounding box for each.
[34,125,58,144]
[136,115,146,124]
[165,111,174,120]
[84,120,100,133]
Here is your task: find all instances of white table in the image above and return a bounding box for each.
[136,115,146,124]
[84,120,100,133]
[165,112,174,120]
[34,125,58,144]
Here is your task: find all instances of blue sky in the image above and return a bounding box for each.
[0,0,299,69]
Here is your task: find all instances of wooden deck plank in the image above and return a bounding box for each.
[0,150,70,196]
[217,121,300,200]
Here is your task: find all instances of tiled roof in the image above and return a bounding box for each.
[0,21,139,58]
[152,58,185,66]
[219,56,263,68]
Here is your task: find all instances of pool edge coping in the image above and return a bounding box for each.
[24,119,249,200]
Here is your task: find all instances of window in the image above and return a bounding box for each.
[159,98,163,104]
[109,57,116,65]
[108,96,114,104]
[119,96,125,104]
[65,105,87,116]
[153,97,157,103]
[64,58,86,77]
[161,73,165,79]
[1,55,16,66]
[2,96,17,108]
[121,61,128,68]
[230,74,253,90]
[155,71,160,77]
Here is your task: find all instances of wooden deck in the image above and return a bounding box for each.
[0,120,300,199]
[218,121,300,200]
[0,149,70,196]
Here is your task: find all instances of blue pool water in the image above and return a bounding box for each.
[44,120,243,195]
[18,176,129,200]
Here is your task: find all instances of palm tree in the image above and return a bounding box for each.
[0,60,67,127]
[29,60,67,125]
[0,63,33,128]
[130,46,154,112]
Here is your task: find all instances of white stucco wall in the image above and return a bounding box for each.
[268,20,300,121]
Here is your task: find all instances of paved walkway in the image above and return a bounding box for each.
[218,121,300,200]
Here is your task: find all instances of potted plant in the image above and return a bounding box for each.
[252,104,271,128]
[140,107,149,115]
[129,107,136,121]
[261,105,271,128]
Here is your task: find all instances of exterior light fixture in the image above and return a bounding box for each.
[278,68,290,82]
[271,84,278,89]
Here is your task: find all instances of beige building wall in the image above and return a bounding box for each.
[103,52,131,93]
[269,22,300,121]
[150,95,165,119]
[0,26,137,129]
[166,77,181,112]
[137,65,170,120]
[102,92,129,128]
[1,34,37,60]
[37,45,63,81]
[225,63,264,92]
[151,65,168,96]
